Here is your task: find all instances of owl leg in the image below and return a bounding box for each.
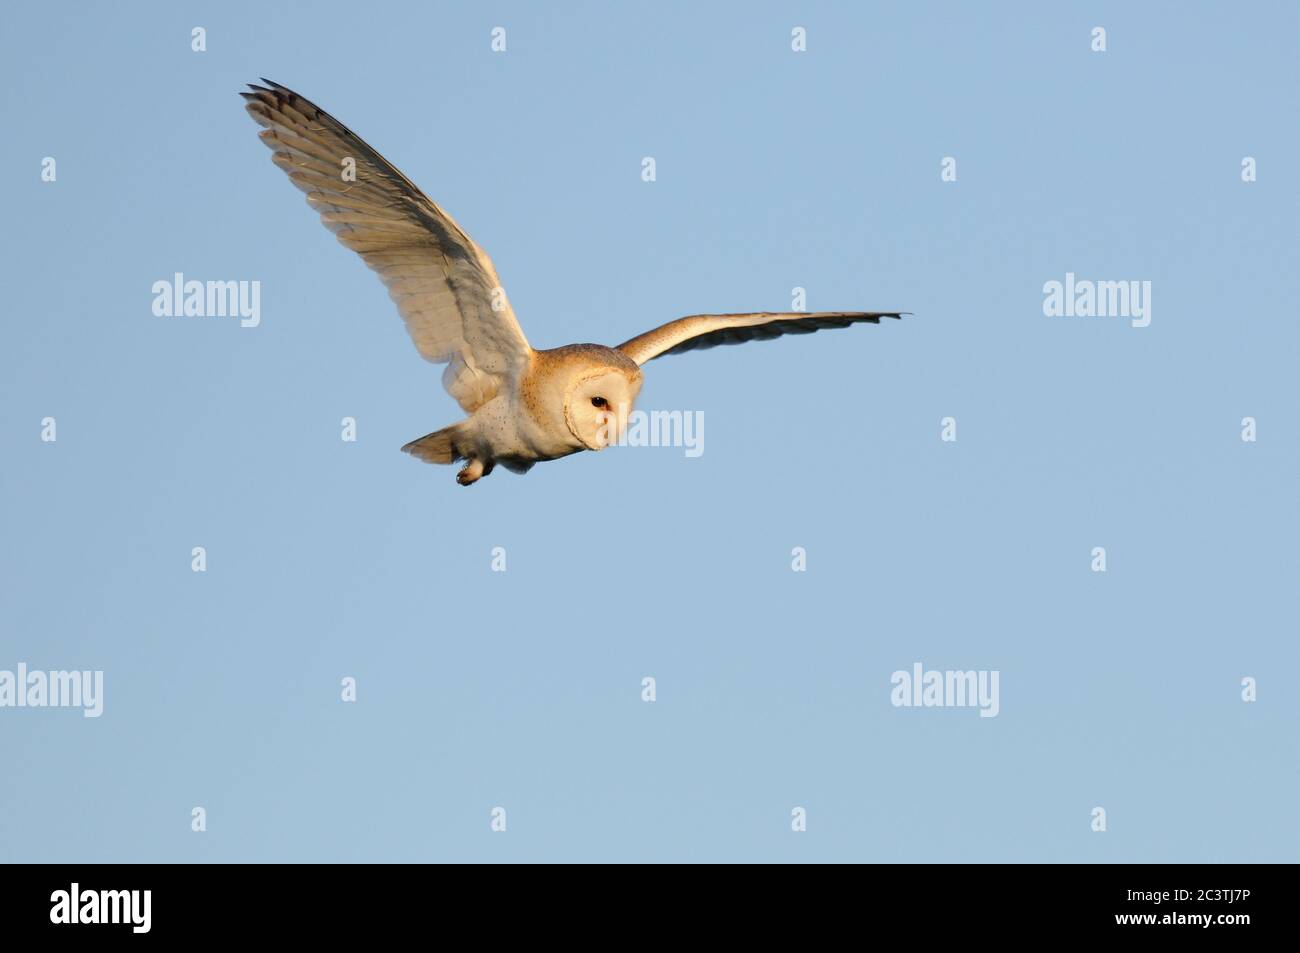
[456,458,491,485]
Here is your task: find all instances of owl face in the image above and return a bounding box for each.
[563,367,642,450]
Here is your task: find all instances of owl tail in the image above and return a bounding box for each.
[401,422,467,465]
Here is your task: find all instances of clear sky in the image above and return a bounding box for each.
[1,1,1297,862]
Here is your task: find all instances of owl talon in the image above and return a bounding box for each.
[456,459,485,485]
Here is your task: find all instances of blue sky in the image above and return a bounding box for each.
[1,1,1297,862]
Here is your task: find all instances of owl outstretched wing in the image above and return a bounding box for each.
[242,79,532,412]
[616,312,906,365]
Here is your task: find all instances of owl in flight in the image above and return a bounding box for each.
[243,80,906,484]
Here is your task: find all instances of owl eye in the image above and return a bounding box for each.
[591,396,608,408]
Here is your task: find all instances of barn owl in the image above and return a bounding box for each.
[242,80,906,484]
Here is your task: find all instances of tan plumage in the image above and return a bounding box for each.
[242,79,528,414]
[243,81,907,485]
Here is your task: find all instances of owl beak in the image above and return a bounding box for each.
[597,411,617,445]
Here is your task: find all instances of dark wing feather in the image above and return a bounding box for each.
[617,312,905,365]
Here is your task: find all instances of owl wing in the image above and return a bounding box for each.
[242,80,532,413]
[615,312,906,365]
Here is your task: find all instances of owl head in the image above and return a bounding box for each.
[563,358,643,451]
